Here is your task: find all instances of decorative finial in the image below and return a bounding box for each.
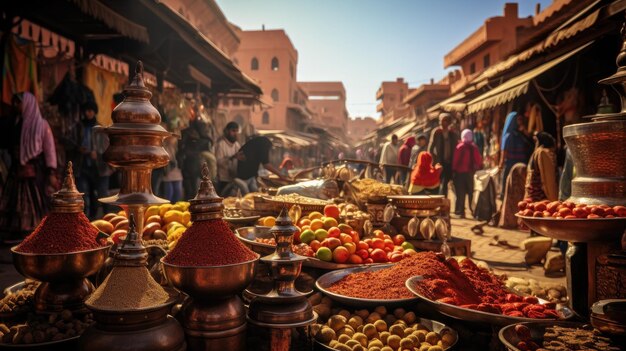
[597,89,615,115]
[189,162,224,221]
[51,161,84,213]
[129,60,146,88]
[136,60,143,75]
[114,213,148,267]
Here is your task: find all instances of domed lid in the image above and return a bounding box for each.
[51,162,84,213]
[113,214,148,267]
[189,162,224,222]
[110,61,165,127]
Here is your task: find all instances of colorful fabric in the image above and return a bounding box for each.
[19,92,57,168]
[398,136,416,166]
[2,35,39,105]
[498,163,527,229]
[82,64,124,126]
[452,141,482,174]
[410,151,442,188]
[525,147,558,202]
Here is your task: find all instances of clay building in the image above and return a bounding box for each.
[376,77,409,124]
[298,81,348,135]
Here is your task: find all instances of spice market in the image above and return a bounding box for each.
[2,0,626,350]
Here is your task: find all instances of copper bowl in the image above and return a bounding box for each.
[11,245,111,282]
[516,215,626,242]
[162,256,259,299]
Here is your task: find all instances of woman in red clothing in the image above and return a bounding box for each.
[408,151,442,195]
[452,129,483,218]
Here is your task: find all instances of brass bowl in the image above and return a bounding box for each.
[387,195,446,209]
[11,245,111,282]
[516,215,626,242]
[162,257,259,299]
[499,321,592,351]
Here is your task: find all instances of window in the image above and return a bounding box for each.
[271,57,279,71]
[251,57,259,70]
[271,89,279,102]
[293,91,298,103]
[469,62,476,74]
[289,62,294,78]
[483,54,490,68]
[262,112,270,124]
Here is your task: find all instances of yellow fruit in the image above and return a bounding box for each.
[145,206,160,218]
[263,216,276,227]
[175,201,190,211]
[186,221,192,227]
[117,210,127,217]
[159,204,173,218]
[145,215,162,225]
[167,227,186,242]
[308,211,323,220]
[182,211,191,225]
[171,204,186,212]
[166,222,184,234]
[168,240,178,250]
[310,219,324,231]
[323,217,338,229]
[91,220,114,234]
[164,210,184,224]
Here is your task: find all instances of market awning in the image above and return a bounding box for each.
[426,92,467,115]
[466,41,593,114]
[387,120,418,140]
[258,130,316,148]
[475,5,600,84]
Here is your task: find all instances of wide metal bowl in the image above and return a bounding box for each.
[499,321,593,351]
[11,245,111,282]
[516,215,626,242]
[162,256,259,299]
[0,336,79,350]
[405,276,573,326]
[316,317,458,351]
[387,195,446,209]
[316,264,419,308]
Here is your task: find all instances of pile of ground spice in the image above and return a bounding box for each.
[16,212,105,254]
[86,267,170,310]
[327,251,478,301]
[164,219,258,266]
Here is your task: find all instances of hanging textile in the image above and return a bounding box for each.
[83,63,125,126]
[2,34,39,105]
[527,102,544,134]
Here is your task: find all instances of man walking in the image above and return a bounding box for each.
[214,121,240,196]
[379,134,400,183]
[428,113,459,196]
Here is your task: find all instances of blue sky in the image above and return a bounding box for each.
[216,0,552,119]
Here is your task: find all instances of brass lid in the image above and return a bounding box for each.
[110,61,165,127]
[189,162,224,222]
[263,206,304,262]
[51,161,84,213]
[113,214,148,267]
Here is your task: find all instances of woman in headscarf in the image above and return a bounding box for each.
[408,151,442,195]
[525,132,558,202]
[498,163,527,229]
[0,92,58,242]
[499,112,533,199]
[452,129,483,218]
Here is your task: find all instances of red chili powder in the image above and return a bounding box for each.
[16,212,104,254]
[164,219,258,266]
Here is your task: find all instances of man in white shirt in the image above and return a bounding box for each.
[379,134,400,183]
[214,121,240,195]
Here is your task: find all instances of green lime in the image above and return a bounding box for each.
[401,241,415,250]
[300,229,316,244]
[316,247,333,262]
[315,228,329,241]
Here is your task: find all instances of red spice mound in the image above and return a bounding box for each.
[164,219,258,266]
[16,212,104,254]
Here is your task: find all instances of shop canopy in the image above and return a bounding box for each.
[426,92,467,115]
[466,41,593,114]
[258,130,317,148]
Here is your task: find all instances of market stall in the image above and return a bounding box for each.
[2,58,626,351]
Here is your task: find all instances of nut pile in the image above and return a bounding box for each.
[0,310,93,344]
[505,277,568,303]
[513,324,621,351]
[0,280,40,315]
[350,179,405,203]
[313,306,456,351]
[271,194,331,205]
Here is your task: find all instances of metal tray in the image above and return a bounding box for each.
[405,276,574,327]
[223,215,260,225]
[316,264,420,308]
[516,215,626,242]
[499,321,594,351]
[235,226,384,270]
[315,317,458,351]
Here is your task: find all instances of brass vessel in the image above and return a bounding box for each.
[246,207,317,351]
[80,215,186,351]
[162,165,259,351]
[11,162,110,313]
[97,61,171,237]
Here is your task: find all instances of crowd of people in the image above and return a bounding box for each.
[0,91,564,244]
[0,91,287,242]
[363,111,562,230]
